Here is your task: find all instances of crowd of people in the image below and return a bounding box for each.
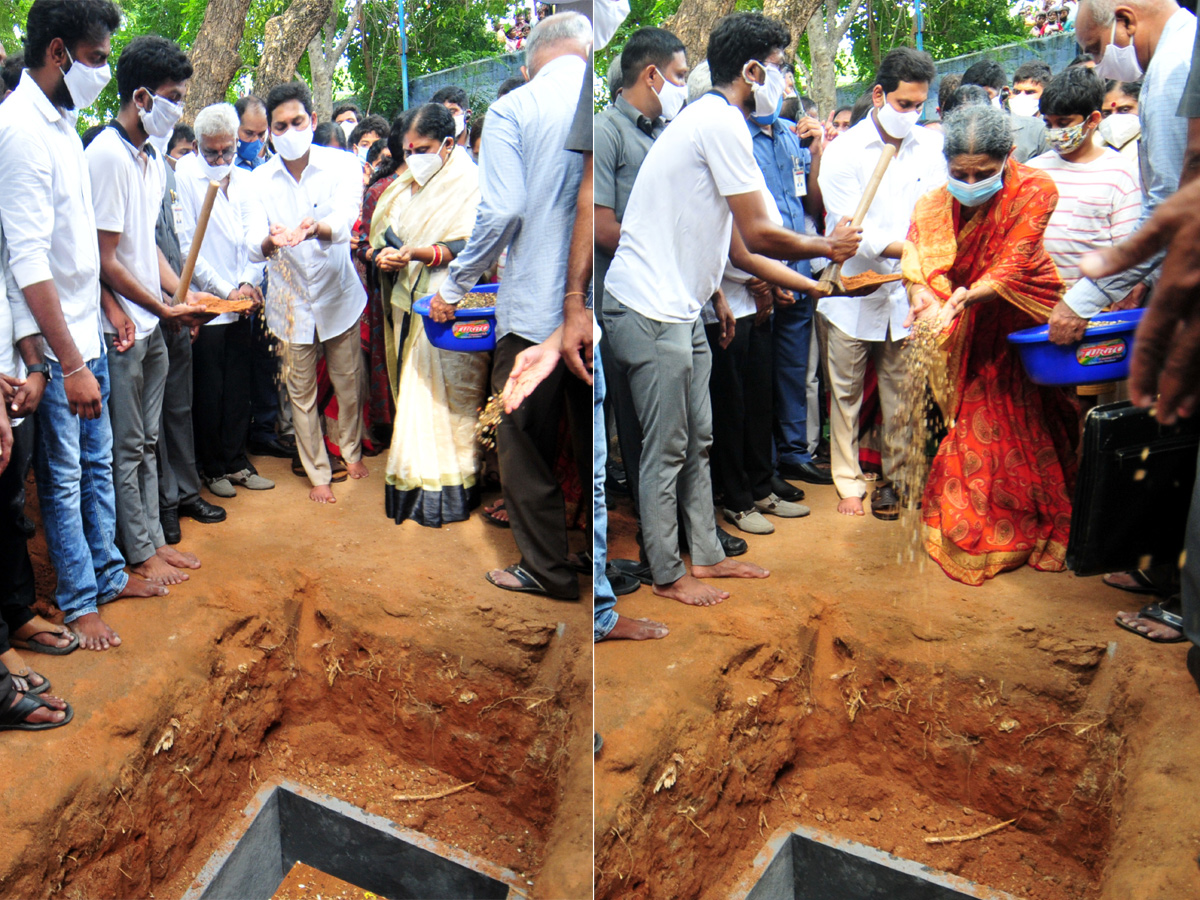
[591,0,1200,692]
[0,1,598,731]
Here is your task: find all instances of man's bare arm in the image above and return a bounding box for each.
[595,205,621,255]
[726,191,861,263]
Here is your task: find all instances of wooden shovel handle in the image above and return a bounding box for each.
[818,143,899,290]
[173,180,220,306]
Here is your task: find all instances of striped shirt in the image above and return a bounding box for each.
[1026,149,1142,290]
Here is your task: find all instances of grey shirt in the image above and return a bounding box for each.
[1011,114,1049,164]
[594,96,665,311]
[1180,19,1200,117]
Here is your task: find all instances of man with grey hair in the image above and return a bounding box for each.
[175,103,270,500]
[428,11,592,600]
[1051,0,1196,344]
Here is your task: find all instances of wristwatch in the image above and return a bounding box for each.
[26,363,51,381]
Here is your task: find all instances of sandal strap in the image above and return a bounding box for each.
[0,693,47,727]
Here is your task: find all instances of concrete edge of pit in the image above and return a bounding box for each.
[180,778,527,900]
[726,822,1026,900]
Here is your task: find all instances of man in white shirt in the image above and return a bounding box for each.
[817,47,947,519]
[246,81,367,505]
[0,0,171,656]
[87,36,215,587]
[177,103,270,498]
[604,12,861,607]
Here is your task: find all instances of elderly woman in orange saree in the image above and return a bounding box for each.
[901,105,1080,586]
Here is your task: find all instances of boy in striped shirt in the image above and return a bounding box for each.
[1028,66,1142,309]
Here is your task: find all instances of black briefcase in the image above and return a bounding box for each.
[1067,401,1200,577]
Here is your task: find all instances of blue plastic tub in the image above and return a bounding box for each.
[1008,308,1144,386]
[413,283,498,353]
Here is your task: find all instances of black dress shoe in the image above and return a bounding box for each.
[770,476,805,503]
[179,497,227,523]
[606,565,642,596]
[160,507,182,545]
[717,525,748,557]
[779,461,834,486]
[609,557,652,585]
[249,435,296,459]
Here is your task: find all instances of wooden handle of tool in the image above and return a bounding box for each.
[818,144,899,289]
[172,180,220,306]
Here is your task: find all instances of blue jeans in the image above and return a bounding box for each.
[773,294,815,468]
[33,355,129,623]
[594,340,618,641]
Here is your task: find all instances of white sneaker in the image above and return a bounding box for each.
[228,468,275,490]
[755,493,810,518]
[723,507,775,535]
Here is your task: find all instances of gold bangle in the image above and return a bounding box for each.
[564,291,587,300]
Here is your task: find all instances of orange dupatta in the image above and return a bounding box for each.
[900,158,1064,419]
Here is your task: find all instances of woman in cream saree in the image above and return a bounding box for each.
[376,104,487,528]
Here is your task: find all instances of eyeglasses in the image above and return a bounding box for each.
[201,146,236,163]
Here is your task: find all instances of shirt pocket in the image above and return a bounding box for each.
[1064,198,1110,236]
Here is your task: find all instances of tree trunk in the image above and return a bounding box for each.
[306,0,361,121]
[255,0,335,97]
[800,0,864,119]
[185,0,254,119]
[664,0,737,72]
[762,0,824,57]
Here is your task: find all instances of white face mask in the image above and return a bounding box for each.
[1099,112,1140,149]
[876,97,920,140]
[61,48,112,111]
[654,72,687,120]
[453,113,466,136]
[407,140,450,186]
[1094,20,1143,82]
[990,94,1003,109]
[198,156,234,182]
[356,144,370,161]
[1008,93,1040,118]
[273,125,314,161]
[744,62,786,121]
[339,119,356,140]
[138,91,184,139]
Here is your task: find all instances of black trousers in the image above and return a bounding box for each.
[248,307,282,444]
[1,419,37,656]
[192,318,254,479]
[492,334,591,599]
[706,315,775,513]
[158,323,202,509]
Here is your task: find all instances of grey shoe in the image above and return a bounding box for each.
[723,507,775,535]
[755,493,810,518]
[205,476,237,499]
[228,469,275,490]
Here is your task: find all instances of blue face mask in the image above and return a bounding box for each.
[947,168,1004,207]
[237,138,263,162]
[750,94,784,127]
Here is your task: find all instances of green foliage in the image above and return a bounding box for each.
[847,0,1028,78]
[593,0,682,110]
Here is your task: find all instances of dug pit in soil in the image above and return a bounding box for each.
[596,481,1200,900]
[0,455,592,900]
[188,781,519,899]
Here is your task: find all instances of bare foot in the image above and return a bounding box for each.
[346,460,369,479]
[653,574,728,606]
[117,578,169,599]
[310,484,337,503]
[837,496,866,517]
[72,612,122,650]
[12,616,74,651]
[7,691,68,724]
[131,554,189,585]
[486,568,524,589]
[0,649,45,690]
[693,559,770,579]
[484,501,509,525]
[1103,572,1159,592]
[157,544,200,570]
[1115,610,1182,641]
[601,615,670,641]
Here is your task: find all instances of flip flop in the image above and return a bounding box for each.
[1103,569,1163,596]
[1114,610,1187,643]
[482,501,510,529]
[0,694,73,732]
[485,564,551,596]
[1138,602,1185,632]
[11,627,79,656]
[10,671,50,696]
[609,558,653,586]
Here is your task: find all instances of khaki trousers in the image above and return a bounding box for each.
[825,317,906,500]
[284,325,364,486]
